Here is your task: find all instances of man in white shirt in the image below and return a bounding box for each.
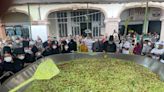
[151,41,164,60]
[84,37,94,52]
[122,40,131,54]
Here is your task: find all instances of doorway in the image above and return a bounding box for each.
[80,23,92,37]
[148,21,161,34]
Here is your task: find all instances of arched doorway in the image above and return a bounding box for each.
[2,12,31,38]
[47,9,105,39]
[119,7,162,35]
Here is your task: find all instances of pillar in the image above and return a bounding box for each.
[104,18,120,37]
[160,18,164,41]
[67,11,72,36]
[31,20,49,42]
[0,20,6,40]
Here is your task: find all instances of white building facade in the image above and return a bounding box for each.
[1,1,164,41]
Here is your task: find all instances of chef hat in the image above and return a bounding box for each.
[13,48,25,55]
[144,38,151,42]
[156,41,164,46]
[160,41,164,46]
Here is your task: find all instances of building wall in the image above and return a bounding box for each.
[120,7,161,22]
[1,2,164,40]
[2,12,30,25]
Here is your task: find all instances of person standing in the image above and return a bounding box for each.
[60,39,70,53]
[84,36,94,52]
[133,42,142,55]
[79,41,88,52]
[141,40,152,56]
[150,42,164,60]
[103,35,117,53]
[92,39,103,52]
[3,53,14,73]
[13,48,25,73]
[68,39,77,52]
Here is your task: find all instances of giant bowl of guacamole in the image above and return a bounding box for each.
[25,58,164,92]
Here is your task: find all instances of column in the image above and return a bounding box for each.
[0,20,6,40]
[31,20,49,42]
[104,18,120,37]
[160,18,164,41]
[67,11,72,36]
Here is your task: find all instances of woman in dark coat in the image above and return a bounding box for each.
[13,48,25,73]
[103,35,117,53]
[3,53,14,73]
[68,39,77,52]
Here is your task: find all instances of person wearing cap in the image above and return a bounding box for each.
[103,35,117,53]
[52,37,59,45]
[24,50,35,63]
[2,53,14,73]
[24,45,36,63]
[150,41,164,60]
[0,53,14,84]
[23,40,35,62]
[1,46,13,76]
[13,48,25,73]
[2,46,12,55]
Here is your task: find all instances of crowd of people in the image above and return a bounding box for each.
[0,31,163,83]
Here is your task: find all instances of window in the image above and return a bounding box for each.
[22,27,29,38]
[5,26,29,38]
[71,10,102,37]
[15,26,22,36]
[72,26,80,36]
[5,27,15,37]
[93,26,100,37]
[57,11,68,37]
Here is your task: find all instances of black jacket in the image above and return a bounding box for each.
[13,58,24,73]
[92,41,103,52]
[42,47,53,56]
[68,40,77,51]
[3,62,15,72]
[0,63,3,76]
[103,41,117,53]
[25,53,35,63]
